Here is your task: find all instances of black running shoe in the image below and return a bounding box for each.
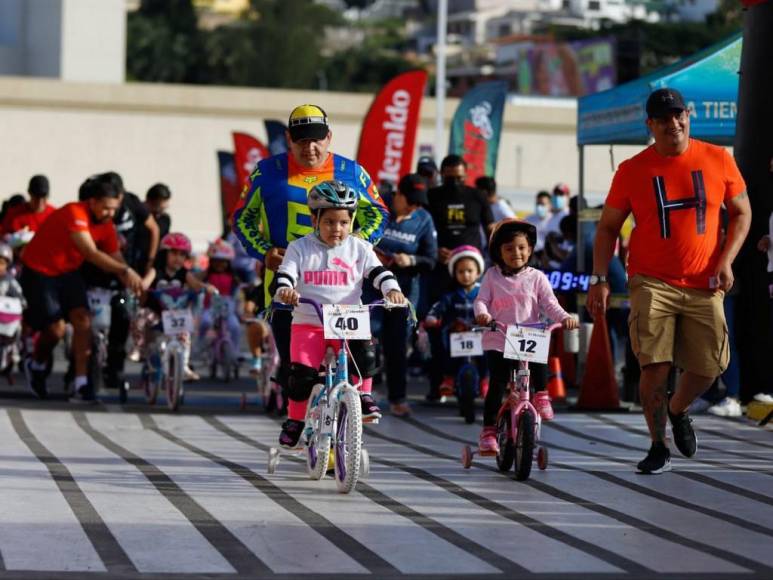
[69,384,97,404]
[637,442,672,474]
[23,358,48,400]
[668,406,697,458]
[360,393,382,422]
[279,419,304,449]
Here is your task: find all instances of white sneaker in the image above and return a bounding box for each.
[688,397,712,414]
[707,397,742,418]
[753,393,773,404]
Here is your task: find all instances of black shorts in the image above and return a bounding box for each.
[20,267,88,330]
[243,283,265,315]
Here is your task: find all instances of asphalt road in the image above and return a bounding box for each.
[0,362,771,580]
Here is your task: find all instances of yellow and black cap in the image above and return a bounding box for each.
[288,104,330,141]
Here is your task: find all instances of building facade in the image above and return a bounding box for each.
[0,0,125,83]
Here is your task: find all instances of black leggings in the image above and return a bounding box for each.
[483,351,547,426]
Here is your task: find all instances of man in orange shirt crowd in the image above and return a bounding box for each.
[20,178,143,401]
[588,88,751,474]
[2,175,56,235]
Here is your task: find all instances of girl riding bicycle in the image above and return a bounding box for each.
[274,180,405,449]
[138,232,215,381]
[196,238,242,356]
[474,219,578,454]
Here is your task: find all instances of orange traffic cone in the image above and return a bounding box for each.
[575,314,621,410]
[547,356,566,401]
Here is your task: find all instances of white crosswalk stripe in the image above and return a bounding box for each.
[0,406,771,578]
[0,411,105,573]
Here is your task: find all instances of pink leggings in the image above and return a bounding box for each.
[288,324,372,420]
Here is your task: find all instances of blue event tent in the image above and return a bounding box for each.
[574,32,742,270]
[577,32,742,147]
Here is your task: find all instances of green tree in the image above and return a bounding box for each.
[203,0,341,88]
[322,19,417,92]
[127,0,204,83]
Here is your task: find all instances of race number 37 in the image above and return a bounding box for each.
[323,305,371,340]
[162,309,194,335]
[503,326,550,364]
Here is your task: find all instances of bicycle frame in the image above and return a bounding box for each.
[496,321,560,442]
[209,294,237,379]
[305,340,357,446]
[496,360,542,450]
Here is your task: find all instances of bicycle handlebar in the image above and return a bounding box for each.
[482,320,563,333]
[272,296,409,324]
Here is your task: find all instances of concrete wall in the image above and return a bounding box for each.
[0,76,642,248]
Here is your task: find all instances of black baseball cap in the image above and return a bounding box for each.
[398,173,429,206]
[646,88,687,119]
[416,155,437,173]
[288,104,330,141]
[28,174,49,197]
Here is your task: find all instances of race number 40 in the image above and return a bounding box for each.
[503,326,550,364]
[450,332,483,357]
[162,309,194,335]
[323,305,371,340]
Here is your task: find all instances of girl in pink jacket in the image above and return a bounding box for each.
[474,219,579,454]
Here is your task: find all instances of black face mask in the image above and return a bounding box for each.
[443,176,464,189]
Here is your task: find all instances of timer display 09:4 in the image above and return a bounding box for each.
[546,270,590,293]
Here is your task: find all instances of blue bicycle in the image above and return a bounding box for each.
[268,297,410,493]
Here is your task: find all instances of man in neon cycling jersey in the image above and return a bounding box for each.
[232,104,389,396]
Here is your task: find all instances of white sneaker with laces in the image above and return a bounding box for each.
[707,397,742,418]
[753,393,773,404]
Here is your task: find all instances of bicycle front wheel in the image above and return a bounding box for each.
[166,346,184,412]
[305,384,330,481]
[495,411,514,472]
[458,366,477,424]
[143,356,161,405]
[220,340,235,382]
[514,410,535,481]
[334,387,363,494]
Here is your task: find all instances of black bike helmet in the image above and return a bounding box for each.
[488,219,537,268]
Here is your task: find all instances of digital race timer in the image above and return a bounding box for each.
[545,270,590,293]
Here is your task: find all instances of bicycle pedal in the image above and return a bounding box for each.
[362,417,380,425]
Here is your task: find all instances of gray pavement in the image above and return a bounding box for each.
[0,371,771,579]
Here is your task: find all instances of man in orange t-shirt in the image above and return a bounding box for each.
[588,88,751,474]
[20,179,143,401]
[2,174,56,235]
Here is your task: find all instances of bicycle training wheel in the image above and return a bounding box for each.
[334,387,363,493]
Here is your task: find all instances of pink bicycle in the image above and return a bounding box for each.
[462,320,561,481]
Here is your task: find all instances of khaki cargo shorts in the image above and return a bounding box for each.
[628,274,729,378]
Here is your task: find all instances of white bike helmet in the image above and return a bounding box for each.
[447,245,484,277]
[307,180,358,215]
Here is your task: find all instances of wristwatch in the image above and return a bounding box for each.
[589,274,608,286]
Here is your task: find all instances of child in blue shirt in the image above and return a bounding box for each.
[425,245,488,399]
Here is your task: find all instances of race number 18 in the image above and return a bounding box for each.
[450,332,483,357]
